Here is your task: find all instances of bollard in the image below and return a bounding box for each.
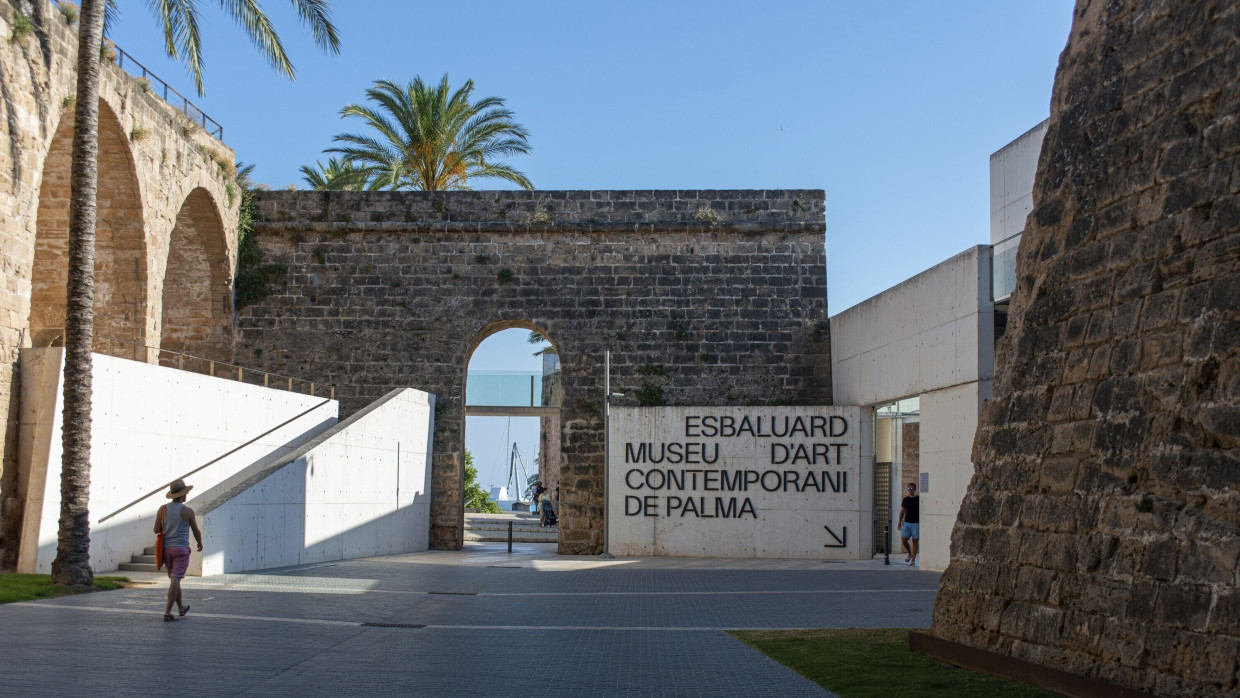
[507,521,513,553]
[884,525,891,565]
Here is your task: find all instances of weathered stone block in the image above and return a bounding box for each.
[931,2,1240,694]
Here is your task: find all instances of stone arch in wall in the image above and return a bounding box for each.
[30,101,147,358]
[159,187,232,364]
[463,319,563,535]
[235,190,831,554]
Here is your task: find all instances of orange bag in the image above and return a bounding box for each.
[155,532,165,570]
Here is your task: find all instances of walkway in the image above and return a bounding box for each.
[0,544,939,696]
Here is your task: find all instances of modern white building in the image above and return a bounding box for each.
[830,120,1048,572]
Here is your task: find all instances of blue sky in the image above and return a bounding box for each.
[105,1,1074,490]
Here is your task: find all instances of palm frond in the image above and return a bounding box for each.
[217,0,294,81]
[287,0,341,54]
[327,73,533,191]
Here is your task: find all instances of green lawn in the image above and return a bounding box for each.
[730,628,1058,698]
[0,573,130,604]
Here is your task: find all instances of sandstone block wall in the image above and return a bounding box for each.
[931,1,1239,695]
[0,0,239,568]
[236,189,831,552]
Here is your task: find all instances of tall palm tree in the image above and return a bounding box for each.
[299,157,372,191]
[51,0,340,589]
[328,75,534,191]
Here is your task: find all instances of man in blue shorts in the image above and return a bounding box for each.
[898,482,919,566]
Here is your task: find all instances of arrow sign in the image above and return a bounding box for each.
[823,525,847,548]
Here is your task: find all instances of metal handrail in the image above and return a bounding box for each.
[97,397,333,523]
[112,45,223,139]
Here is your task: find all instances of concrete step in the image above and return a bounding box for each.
[131,554,156,564]
[464,530,557,543]
[464,522,549,533]
[118,562,158,572]
[143,547,156,556]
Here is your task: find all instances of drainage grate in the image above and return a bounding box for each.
[486,565,522,569]
[363,622,426,628]
[427,591,477,595]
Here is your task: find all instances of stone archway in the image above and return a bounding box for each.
[463,320,563,531]
[234,189,831,554]
[159,188,232,365]
[30,101,146,359]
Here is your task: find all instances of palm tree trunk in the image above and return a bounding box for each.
[50,0,106,590]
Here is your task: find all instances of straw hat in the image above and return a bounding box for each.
[166,479,193,499]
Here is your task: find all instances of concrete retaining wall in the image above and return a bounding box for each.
[16,349,336,573]
[196,388,434,575]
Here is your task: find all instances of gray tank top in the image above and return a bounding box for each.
[162,502,190,548]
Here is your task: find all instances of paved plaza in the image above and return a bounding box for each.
[0,544,938,696]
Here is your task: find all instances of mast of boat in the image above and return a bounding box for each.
[509,441,531,503]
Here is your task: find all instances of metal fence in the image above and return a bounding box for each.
[113,45,223,140]
[87,333,332,399]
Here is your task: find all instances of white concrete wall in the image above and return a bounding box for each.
[831,246,995,408]
[608,406,872,559]
[196,388,434,575]
[918,382,991,571]
[990,119,1048,243]
[829,246,994,572]
[17,349,337,573]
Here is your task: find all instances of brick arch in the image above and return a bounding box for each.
[462,319,562,532]
[159,187,232,362]
[30,101,146,358]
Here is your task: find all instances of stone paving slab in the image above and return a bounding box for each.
[0,544,939,696]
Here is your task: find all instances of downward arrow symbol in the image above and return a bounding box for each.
[823,525,847,548]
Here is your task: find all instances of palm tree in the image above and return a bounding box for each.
[527,330,556,357]
[328,75,533,191]
[51,0,340,589]
[299,157,372,190]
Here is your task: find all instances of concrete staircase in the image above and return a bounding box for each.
[118,546,159,573]
[464,512,557,543]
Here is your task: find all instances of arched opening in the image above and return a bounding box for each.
[30,101,147,358]
[463,321,562,548]
[160,188,232,364]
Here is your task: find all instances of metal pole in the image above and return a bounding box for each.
[507,521,513,553]
[884,525,891,565]
[602,350,613,559]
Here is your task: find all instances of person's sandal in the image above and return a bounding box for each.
[163,613,177,622]
[179,605,190,617]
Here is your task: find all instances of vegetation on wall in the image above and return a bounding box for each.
[233,164,287,309]
[635,381,665,406]
[9,9,33,44]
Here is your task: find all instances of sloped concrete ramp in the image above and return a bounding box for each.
[194,388,435,574]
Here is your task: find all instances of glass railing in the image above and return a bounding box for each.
[991,233,1022,302]
[466,370,561,407]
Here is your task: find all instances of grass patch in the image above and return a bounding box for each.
[0,574,131,604]
[729,628,1057,698]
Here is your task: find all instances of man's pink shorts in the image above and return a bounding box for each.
[164,546,191,579]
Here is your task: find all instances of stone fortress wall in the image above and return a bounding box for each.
[930,0,1240,695]
[235,189,831,552]
[0,0,239,567]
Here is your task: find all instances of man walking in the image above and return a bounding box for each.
[898,482,919,566]
[155,479,203,621]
